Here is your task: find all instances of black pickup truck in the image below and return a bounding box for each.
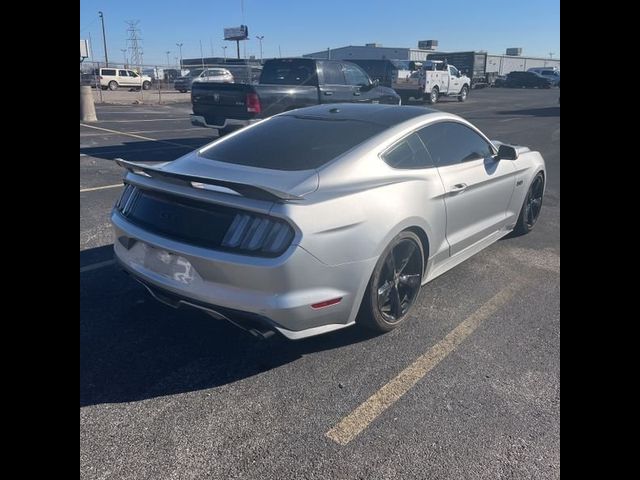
[190,58,400,135]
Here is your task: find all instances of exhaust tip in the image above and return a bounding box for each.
[249,328,276,340]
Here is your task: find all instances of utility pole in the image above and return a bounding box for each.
[166,51,171,67]
[222,45,227,62]
[200,40,205,68]
[210,37,214,57]
[176,42,183,70]
[121,48,127,67]
[256,35,264,62]
[279,45,282,58]
[549,52,554,59]
[98,11,108,66]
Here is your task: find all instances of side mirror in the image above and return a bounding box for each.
[371,78,379,87]
[497,144,518,160]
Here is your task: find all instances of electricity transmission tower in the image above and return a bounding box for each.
[125,20,144,68]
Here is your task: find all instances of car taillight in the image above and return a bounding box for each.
[246,93,261,114]
[221,213,294,255]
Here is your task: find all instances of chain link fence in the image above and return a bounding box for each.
[80,61,262,104]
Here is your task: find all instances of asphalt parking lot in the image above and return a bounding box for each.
[80,88,560,479]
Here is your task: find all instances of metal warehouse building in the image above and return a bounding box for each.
[303,44,559,75]
[304,43,432,62]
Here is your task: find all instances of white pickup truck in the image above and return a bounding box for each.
[393,60,470,104]
[421,61,471,104]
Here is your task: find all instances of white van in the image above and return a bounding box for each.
[95,68,152,90]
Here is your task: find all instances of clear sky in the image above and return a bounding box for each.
[80,0,560,66]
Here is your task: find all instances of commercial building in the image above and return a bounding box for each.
[303,43,560,75]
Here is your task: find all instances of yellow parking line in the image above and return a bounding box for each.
[79,123,192,149]
[325,284,521,446]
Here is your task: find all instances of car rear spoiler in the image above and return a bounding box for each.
[114,158,303,202]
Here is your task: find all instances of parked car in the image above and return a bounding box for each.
[190,58,400,135]
[174,68,234,92]
[95,68,152,90]
[112,103,546,340]
[531,69,560,86]
[492,75,507,87]
[80,70,97,87]
[504,71,552,89]
[527,67,560,87]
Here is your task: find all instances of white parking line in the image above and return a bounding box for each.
[79,123,193,149]
[80,184,123,193]
[325,283,522,446]
[96,118,188,122]
[80,259,115,273]
[80,128,202,137]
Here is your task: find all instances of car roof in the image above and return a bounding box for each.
[279,103,439,127]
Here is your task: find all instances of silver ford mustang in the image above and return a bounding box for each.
[112,104,545,340]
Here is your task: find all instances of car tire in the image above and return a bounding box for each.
[513,172,545,236]
[426,87,438,104]
[458,85,469,102]
[142,81,151,90]
[358,231,424,333]
[108,81,118,91]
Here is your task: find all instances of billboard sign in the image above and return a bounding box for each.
[224,25,248,41]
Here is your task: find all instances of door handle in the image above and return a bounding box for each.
[324,91,333,96]
[449,183,468,193]
[353,91,361,96]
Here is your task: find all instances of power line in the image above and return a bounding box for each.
[80,16,99,33]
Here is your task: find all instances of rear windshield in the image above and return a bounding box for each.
[199,116,386,171]
[260,60,318,86]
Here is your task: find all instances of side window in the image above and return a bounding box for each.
[128,70,139,78]
[343,64,370,86]
[102,69,116,76]
[118,70,128,77]
[449,66,459,77]
[321,62,345,85]
[382,133,434,170]
[417,122,494,167]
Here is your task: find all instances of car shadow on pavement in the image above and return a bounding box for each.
[80,137,217,163]
[80,246,379,407]
[497,106,559,117]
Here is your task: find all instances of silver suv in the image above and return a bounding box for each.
[174,68,234,92]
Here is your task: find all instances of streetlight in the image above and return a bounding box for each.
[255,35,264,62]
[98,11,108,67]
[176,42,183,69]
[222,45,227,62]
[166,51,171,67]
[121,48,127,67]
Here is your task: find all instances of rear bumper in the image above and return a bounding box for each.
[112,210,377,340]
[190,114,258,130]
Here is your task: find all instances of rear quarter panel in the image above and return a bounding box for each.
[273,153,449,275]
